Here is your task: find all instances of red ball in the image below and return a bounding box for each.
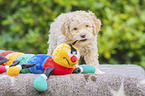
[0,65,6,74]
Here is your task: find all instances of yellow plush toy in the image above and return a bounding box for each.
[43,42,80,75]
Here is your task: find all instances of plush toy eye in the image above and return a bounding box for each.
[74,27,78,30]
[68,49,73,57]
[75,50,80,58]
[68,49,79,58]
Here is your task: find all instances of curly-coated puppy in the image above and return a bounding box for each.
[47,11,103,74]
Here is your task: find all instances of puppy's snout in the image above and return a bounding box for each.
[80,34,86,38]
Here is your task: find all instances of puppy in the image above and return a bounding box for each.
[47,11,103,74]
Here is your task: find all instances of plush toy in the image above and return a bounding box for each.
[33,41,96,92]
[0,50,36,75]
[0,53,51,75]
[0,41,96,92]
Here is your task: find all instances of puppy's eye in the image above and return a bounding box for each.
[86,25,89,27]
[74,27,78,30]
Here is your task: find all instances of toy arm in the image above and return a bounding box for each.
[0,56,9,64]
[21,63,36,69]
[33,67,55,92]
[73,65,96,74]
[10,60,35,68]
[73,66,83,73]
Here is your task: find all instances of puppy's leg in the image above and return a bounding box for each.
[47,42,57,55]
[84,48,104,74]
[47,47,54,55]
[47,34,57,55]
[47,35,65,55]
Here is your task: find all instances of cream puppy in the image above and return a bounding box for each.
[47,11,103,74]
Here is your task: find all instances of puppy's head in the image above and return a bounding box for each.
[61,11,101,45]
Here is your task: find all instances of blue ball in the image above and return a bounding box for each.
[28,54,51,74]
[33,76,47,92]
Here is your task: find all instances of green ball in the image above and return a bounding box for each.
[81,65,96,74]
[33,76,47,92]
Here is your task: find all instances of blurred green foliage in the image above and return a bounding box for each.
[0,0,145,68]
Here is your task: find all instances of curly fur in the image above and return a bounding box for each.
[47,11,103,74]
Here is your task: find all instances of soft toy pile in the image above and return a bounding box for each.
[0,41,96,92]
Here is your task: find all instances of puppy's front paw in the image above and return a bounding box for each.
[95,69,105,74]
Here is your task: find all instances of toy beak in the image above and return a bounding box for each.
[71,55,77,62]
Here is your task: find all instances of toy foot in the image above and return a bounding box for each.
[33,67,55,92]
[7,63,35,77]
[33,75,48,92]
[7,66,21,76]
[0,65,9,74]
[0,56,8,64]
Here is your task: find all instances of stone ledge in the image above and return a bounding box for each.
[0,64,145,96]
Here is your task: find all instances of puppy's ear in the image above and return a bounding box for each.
[88,11,102,35]
[93,19,101,35]
[61,20,70,38]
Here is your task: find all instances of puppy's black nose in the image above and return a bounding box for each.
[80,34,86,38]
